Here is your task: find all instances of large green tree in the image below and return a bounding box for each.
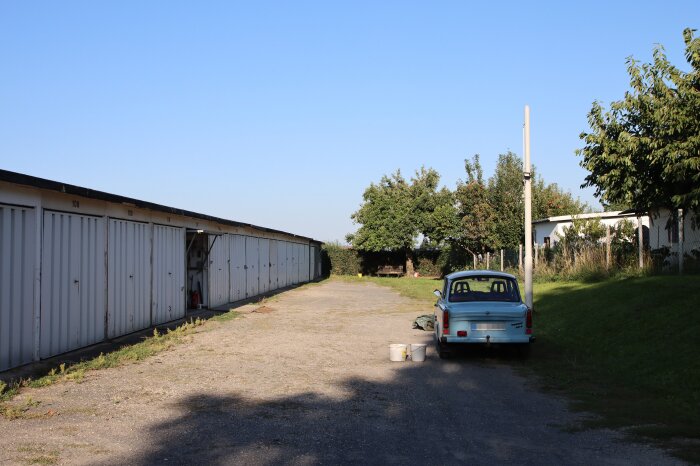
[454,155,498,256]
[577,28,700,217]
[488,151,524,249]
[347,167,453,271]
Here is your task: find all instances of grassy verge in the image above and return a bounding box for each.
[0,311,241,417]
[342,274,700,462]
[531,275,700,463]
[333,275,441,302]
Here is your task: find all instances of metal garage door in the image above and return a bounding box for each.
[302,244,310,282]
[245,236,259,297]
[0,205,36,371]
[269,240,278,291]
[152,225,185,325]
[277,241,287,288]
[108,219,152,338]
[41,211,106,358]
[259,238,270,294]
[208,234,229,308]
[229,235,246,302]
[287,242,296,284]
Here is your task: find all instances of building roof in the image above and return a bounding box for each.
[0,169,322,245]
[532,211,638,225]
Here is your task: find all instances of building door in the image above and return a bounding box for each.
[229,235,246,302]
[108,219,152,338]
[208,234,230,308]
[245,237,259,297]
[152,225,185,325]
[0,205,36,371]
[41,211,106,358]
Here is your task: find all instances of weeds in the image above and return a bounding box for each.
[0,317,210,415]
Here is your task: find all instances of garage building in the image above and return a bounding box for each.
[0,169,322,372]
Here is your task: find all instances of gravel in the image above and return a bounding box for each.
[0,280,685,465]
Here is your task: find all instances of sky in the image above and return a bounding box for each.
[1,1,697,242]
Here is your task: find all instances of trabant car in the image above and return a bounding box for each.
[433,270,533,358]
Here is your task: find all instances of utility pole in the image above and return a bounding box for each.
[524,106,533,310]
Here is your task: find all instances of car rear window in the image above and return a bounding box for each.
[448,276,520,303]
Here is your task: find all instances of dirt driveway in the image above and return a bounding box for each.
[0,280,683,465]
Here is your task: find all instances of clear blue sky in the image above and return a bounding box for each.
[1,2,696,242]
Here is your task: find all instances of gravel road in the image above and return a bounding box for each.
[0,280,684,465]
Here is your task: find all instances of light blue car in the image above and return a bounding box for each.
[433,270,533,358]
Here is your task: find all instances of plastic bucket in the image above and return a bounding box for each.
[389,344,407,362]
[411,344,427,362]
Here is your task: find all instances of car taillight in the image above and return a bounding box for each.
[443,309,449,334]
[526,307,533,335]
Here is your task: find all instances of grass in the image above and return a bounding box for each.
[340,273,700,463]
[0,311,241,416]
[334,275,442,302]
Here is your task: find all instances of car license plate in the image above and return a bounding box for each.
[472,322,505,331]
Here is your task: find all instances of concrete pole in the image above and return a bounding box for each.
[678,208,684,274]
[524,105,533,310]
[500,249,504,272]
[606,225,611,270]
[473,253,477,270]
[637,215,644,269]
[487,252,490,270]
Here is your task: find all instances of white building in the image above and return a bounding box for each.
[648,208,700,254]
[0,169,322,372]
[532,211,649,248]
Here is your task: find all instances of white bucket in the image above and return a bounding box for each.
[389,344,407,362]
[410,344,427,362]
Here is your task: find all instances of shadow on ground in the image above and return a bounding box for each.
[118,349,675,466]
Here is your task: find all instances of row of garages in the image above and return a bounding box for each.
[0,170,322,372]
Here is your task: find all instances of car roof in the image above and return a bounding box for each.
[445,270,518,281]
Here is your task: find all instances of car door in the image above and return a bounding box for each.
[434,278,448,339]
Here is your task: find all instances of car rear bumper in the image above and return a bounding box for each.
[441,335,535,344]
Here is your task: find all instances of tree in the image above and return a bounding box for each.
[454,155,498,257]
[533,179,589,219]
[346,170,415,254]
[347,167,452,272]
[488,151,525,249]
[577,28,700,218]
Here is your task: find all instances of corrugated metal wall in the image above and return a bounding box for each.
[310,245,317,280]
[269,240,278,291]
[286,242,295,284]
[152,225,185,325]
[229,235,246,302]
[302,244,310,282]
[278,241,287,288]
[108,219,152,338]
[208,234,230,308]
[259,238,270,294]
[0,205,36,371]
[245,236,259,297]
[41,211,106,358]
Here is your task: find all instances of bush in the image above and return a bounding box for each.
[322,242,361,276]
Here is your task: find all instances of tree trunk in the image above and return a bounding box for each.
[405,250,414,277]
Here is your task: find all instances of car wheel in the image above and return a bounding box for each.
[437,340,450,359]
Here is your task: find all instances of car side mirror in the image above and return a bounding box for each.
[433,289,442,298]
